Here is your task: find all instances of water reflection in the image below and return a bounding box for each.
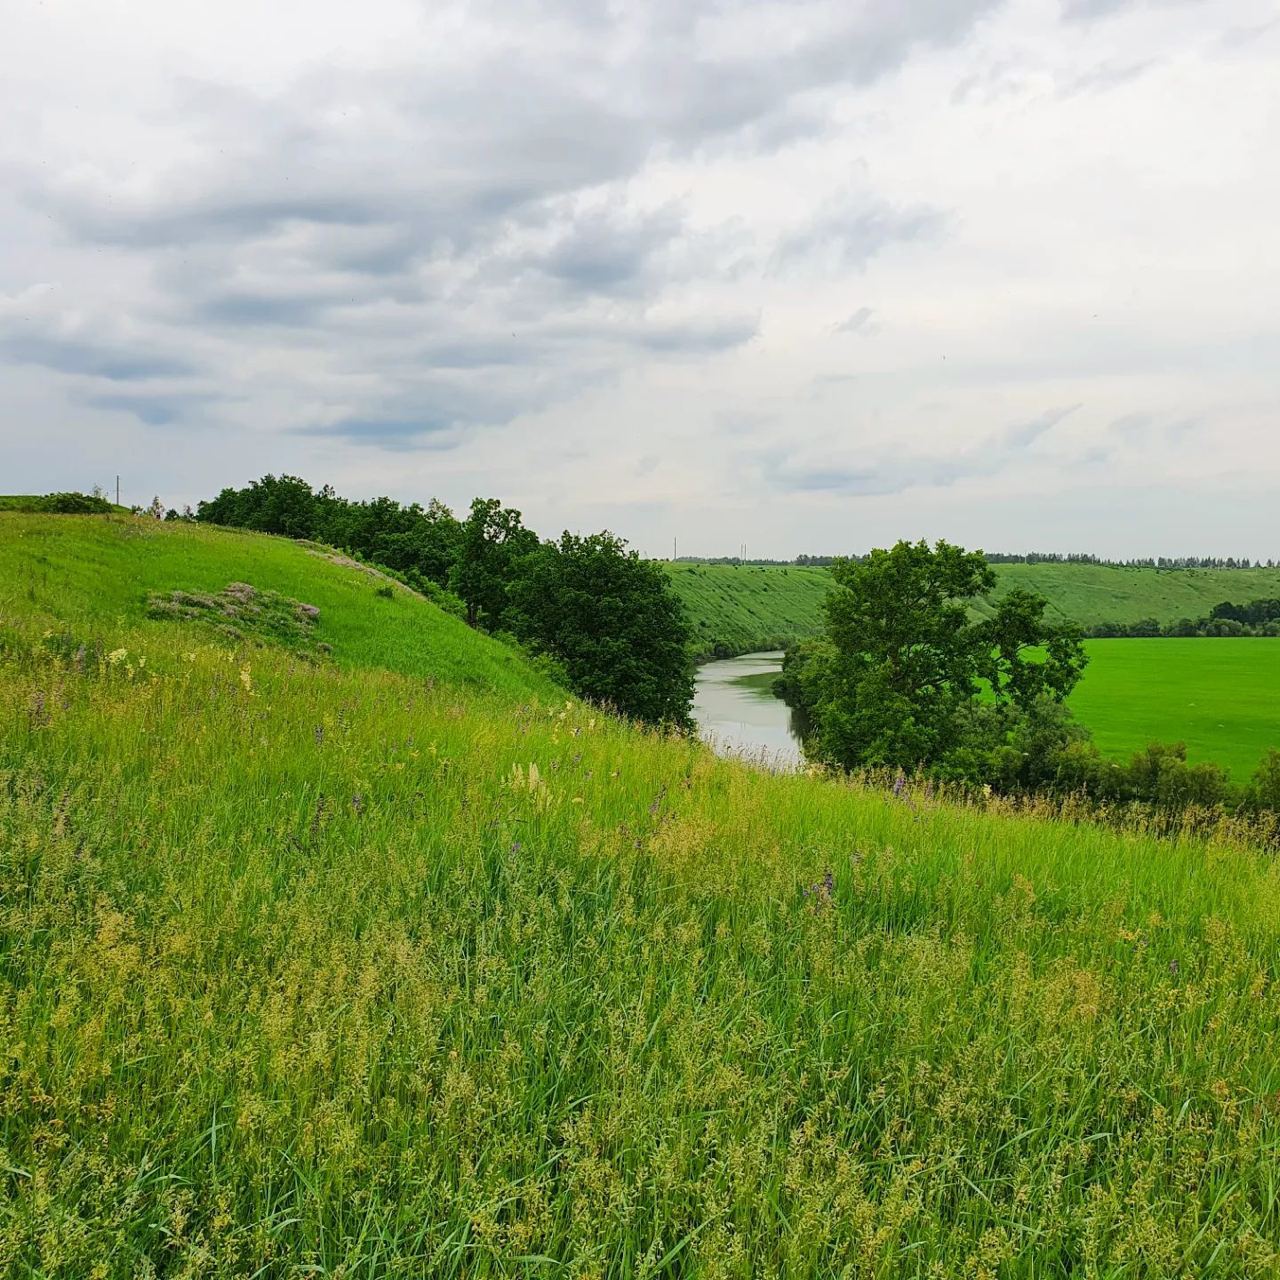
[691,651,805,770]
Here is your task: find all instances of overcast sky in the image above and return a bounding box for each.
[2,0,1277,558]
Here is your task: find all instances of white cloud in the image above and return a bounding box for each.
[1,0,1277,557]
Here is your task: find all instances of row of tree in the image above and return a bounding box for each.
[196,476,694,726]
[679,551,1277,569]
[1086,599,1280,638]
[775,540,1280,823]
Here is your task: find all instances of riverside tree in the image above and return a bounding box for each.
[508,531,694,728]
[787,539,1087,774]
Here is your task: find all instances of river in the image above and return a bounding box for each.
[691,651,806,769]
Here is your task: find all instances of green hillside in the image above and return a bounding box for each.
[666,560,1280,658]
[0,513,557,698]
[4,514,1280,1274]
[983,561,1280,627]
[663,562,832,658]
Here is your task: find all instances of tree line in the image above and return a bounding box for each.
[678,551,1276,569]
[1086,599,1280,638]
[776,540,1280,828]
[195,475,693,727]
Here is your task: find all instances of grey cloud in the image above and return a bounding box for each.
[534,204,686,294]
[769,404,1079,496]
[993,404,1081,450]
[633,316,759,355]
[0,333,196,382]
[834,306,876,334]
[776,196,945,271]
[1060,0,1206,20]
[11,0,1000,460]
[301,416,463,450]
[85,390,222,426]
[193,292,342,328]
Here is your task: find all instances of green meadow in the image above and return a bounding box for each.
[3,513,1280,1275]
[1071,639,1280,780]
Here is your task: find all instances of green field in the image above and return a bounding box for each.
[4,512,1280,1274]
[1072,639,1280,779]
[665,561,1280,659]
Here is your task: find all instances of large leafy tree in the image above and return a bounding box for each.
[507,532,694,727]
[451,498,540,629]
[799,540,1086,772]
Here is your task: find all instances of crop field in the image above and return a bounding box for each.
[1071,639,1280,780]
[3,513,1280,1275]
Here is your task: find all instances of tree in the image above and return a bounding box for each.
[450,498,540,629]
[796,539,1087,773]
[507,532,694,726]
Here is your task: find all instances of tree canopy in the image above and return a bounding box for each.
[784,539,1088,773]
[508,532,694,728]
[196,475,694,727]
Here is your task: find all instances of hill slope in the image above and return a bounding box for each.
[666,560,1280,657]
[663,562,833,658]
[0,512,557,697]
[3,515,1280,1274]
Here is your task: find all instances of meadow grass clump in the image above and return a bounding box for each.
[2,514,1280,1277]
[147,582,326,654]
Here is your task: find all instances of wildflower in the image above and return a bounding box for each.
[239,666,253,693]
[352,793,364,815]
[803,867,835,904]
[892,771,906,798]
[107,647,128,666]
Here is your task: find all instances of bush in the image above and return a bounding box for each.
[29,491,114,514]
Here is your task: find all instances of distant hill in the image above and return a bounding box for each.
[662,562,833,659]
[666,560,1280,659]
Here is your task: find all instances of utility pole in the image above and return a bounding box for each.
[673,536,677,561]
[116,475,120,507]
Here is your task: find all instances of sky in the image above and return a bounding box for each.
[1,0,1277,559]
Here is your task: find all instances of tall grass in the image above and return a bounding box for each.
[2,518,1280,1276]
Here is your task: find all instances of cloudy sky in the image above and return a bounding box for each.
[2,0,1277,557]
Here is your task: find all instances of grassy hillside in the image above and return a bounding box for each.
[984,562,1280,627]
[663,563,832,658]
[667,561,1280,658]
[0,513,557,698]
[4,515,1280,1275]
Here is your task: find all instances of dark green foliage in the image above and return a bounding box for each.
[9,491,116,514]
[147,582,326,654]
[1087,599,1280,637]
[197,476,462,590]
[794,540,1087,773]
[508,532,695,727]
[449,498,540,629]
[194,476,694,725]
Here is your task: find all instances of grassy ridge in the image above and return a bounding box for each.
[665,561,1280,659]
[983,562,1280,628]
[662,563,833,659]
[0,513,557,698]
[3,515,1280,1274]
